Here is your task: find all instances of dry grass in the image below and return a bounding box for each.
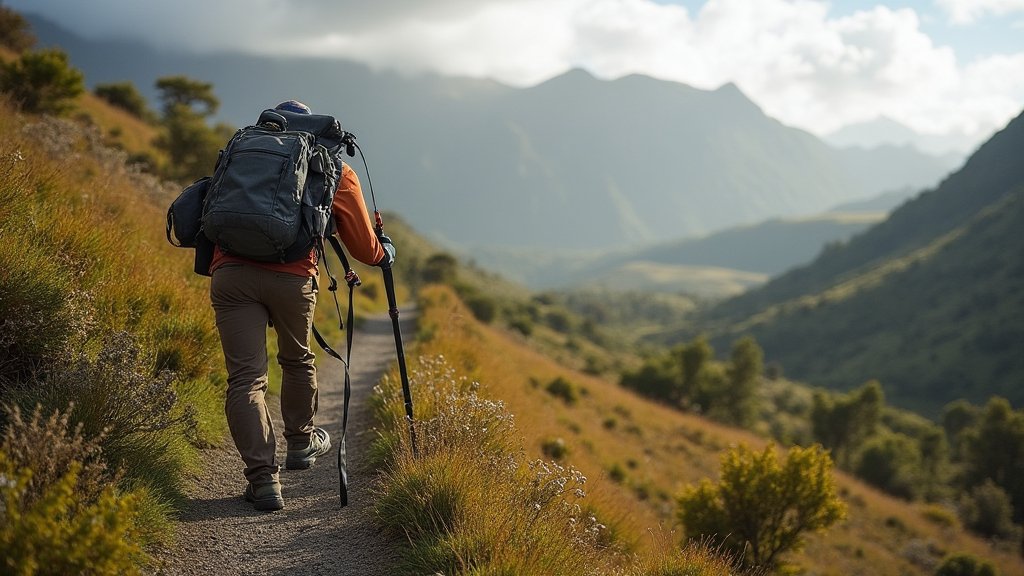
[380,284,1024,575]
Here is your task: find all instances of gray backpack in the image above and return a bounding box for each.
[202,109,348,262]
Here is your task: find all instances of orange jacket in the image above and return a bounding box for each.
[208,163,385,276]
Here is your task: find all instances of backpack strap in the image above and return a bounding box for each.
[312,235,361,507]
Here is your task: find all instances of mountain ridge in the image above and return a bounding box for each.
[677,109,1024,416]
[24,12,958,253]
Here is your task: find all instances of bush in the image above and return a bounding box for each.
[958,479,1020,540]
[421,253,458,285]
[463,293,497,324]
[545,376,580,405]
[854,432,923,500]
[508,315,534,337]
[15,332,197,502]
[0,49,84,115]
[94,81,155,122]
[0,405,150,574]
[678,443,846,569]
[934,552,998,576]
[541,437,568,460]
[0,6,35,52]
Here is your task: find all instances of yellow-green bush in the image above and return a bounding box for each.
[678,443,847,570]
[0,405,152,574]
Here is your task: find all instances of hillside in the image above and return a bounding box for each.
[24,13,957,253]
[675,109,1024,417]
[405,283,1024,575]
[2,60,1019,575]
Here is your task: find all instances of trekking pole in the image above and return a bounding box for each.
[347,130,418,457]
[376,211,418,457]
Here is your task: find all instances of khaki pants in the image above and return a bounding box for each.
[211,264,318,484]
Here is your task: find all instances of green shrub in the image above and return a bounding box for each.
[0,6,36,52]
[921,504,960,529]
[544,309,573,332]
[545,376,580,405]
[0,49,84,115]
[464,293,498,324]
[9,331,198,503]
[508,315,534,337]
[608,462,627,484]
[934,552,999,576]
[541,437,568,460]
[958,479,1020,540]
[421,253,458,285]
[678,443,846,569]
[94,81,155,121]
[0,405,151,574]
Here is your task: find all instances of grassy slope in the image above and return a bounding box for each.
[679,111,1024,415]
[411,284,1024,575]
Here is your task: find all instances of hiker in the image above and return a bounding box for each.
[208,100,395,511]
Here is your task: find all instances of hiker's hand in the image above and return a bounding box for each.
[377,234,396,268]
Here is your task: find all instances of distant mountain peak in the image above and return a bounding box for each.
[826,115,972,158]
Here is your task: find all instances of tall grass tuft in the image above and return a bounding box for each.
[372,355,620,575]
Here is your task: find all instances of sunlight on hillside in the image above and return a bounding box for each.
[395,284,1024,575]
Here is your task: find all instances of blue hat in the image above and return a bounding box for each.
[275,100,311,114]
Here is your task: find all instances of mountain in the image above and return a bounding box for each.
[669,109,1024,418]
[825,115,973,158]
[477,210,885,295]
[25,13,955,253]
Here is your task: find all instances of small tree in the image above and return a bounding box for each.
[153,75,226,181]
[716,335,763,427]
[960,397,1024,522]
[680,336,713,403]
[811,380,884,467]
[958,479,1019,540]
[0,49,84,115]
[678,443,846,569]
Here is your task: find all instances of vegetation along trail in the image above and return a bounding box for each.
[157,311,414,576]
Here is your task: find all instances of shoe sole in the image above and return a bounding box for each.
[285,457,316,470]
[245,487,284,511]
[250,497,284,511]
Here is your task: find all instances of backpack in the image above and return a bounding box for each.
[201,108,349,262]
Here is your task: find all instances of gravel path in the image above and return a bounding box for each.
[156,311,414,576]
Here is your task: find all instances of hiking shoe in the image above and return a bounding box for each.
[244,481,284,511]
[285,427,332,470]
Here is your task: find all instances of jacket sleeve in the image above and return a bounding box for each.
[332,163,385,266]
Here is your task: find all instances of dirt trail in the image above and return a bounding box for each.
[157,311,414,576]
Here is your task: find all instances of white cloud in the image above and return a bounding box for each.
[936,0,1024,24]
[10,0,1024,151]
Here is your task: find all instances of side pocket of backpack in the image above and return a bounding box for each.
[166,176,211,248]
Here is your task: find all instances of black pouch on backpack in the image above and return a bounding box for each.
[166,176,211,248]
[193,233,214,277]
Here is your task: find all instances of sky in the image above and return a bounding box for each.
[10,0,1024,152]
